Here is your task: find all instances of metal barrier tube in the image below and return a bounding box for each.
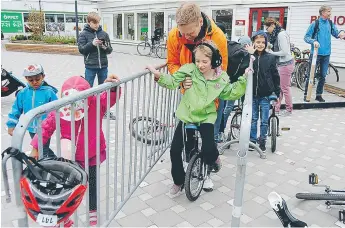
[143,74,152,173]
[105,89,111,220]
[83,98,90,225]
[149,75,157,168]
[139,76,147,180]
[37,117,43,159]
[133,78,141,186]
[121,83,128,202]
[56,110,61,157]
[96,94,101,227]
[231,57,254,227]
[70,103,78,227]
[128,80,135,192]
[114,84,120,209]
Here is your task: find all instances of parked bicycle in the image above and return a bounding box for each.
[137,32,167,59]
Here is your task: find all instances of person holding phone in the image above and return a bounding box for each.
[78,12,115,119]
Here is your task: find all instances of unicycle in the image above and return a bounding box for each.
[268,93,279,153]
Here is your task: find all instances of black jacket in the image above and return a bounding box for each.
[252,51,280,97]
[226,41,250,83]
[78,24,113,69]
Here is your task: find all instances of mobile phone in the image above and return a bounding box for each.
[99,39,106,45]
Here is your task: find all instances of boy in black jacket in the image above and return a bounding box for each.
[78,12,113,87]
[246,30,280,151]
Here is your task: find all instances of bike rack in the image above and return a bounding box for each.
[219,139,266,159]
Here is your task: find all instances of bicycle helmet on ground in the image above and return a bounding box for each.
[20,157,87,226]
[22,64,45,77]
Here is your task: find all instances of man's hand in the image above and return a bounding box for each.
[30,148,39,160]
[313,41,320,49]
[146,65,161,81]
[182,76,192,89]
[8,128,14,136]
[339,31,345,39]
[92,38,102,46]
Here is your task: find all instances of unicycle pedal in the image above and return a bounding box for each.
[309,173,318,185]
[339,210,345,224]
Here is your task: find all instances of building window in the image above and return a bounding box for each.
[65,14,83,33]
[151,12,164,41]
[45,14,65,33]
[137,13,148,41]
[124,13,134,40]
[168,14,176,32]
[113,14,123,39]
[212,10,233,40]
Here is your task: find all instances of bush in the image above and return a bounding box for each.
[10,35,76,45]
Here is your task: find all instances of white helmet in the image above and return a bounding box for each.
[22,64,44,77]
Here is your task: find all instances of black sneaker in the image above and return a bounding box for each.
[303,95,309,102]
[259,142,266,152]
[315,95,325,102]
[249,142,256,151]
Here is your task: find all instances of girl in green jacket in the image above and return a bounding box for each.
[147,41,247,195]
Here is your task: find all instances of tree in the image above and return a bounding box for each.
[28,8,45,38]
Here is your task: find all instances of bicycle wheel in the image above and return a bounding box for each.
[185,153,205,202]
[230,111,242,140]
[155,43,167,59]
[130,116,167,145]
[327,63,339,82]
[270,118,277,153]
[296,193,345,201]
[137,42,151,56]
[296,61,309,91]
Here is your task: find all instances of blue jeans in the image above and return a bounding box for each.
[214,99,225,141]
[250,97,270,143]
[223,100,236,129]
[304,55,330,96]
[85,67,108,87]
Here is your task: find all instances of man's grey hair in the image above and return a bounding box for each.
[319,5,331,16]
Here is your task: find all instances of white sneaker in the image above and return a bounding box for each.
[169,184,183,195]
[203,175,214,192]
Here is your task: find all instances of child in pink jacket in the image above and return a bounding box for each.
[31,74,121,227]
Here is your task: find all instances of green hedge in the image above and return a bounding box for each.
[10,35,77,45]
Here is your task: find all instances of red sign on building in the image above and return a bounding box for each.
[310,15,345,25]
[235,20,246,25]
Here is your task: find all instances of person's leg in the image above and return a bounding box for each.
[85,68,97,87]
[214,99,225,142]
[29,132,55,158]
[316,55,330,100]
[170,121,186,187]
[277,63,294,113]
[185,129,196,162]
[250,97,259,144]
[97,67,108,85]
[199,123,221,172]
[223,100,235,129]
[258,97,270,151]
[89,166,97,226]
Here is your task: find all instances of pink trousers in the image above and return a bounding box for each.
[276,62,294,112]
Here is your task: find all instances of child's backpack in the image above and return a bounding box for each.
[227,41,250,83]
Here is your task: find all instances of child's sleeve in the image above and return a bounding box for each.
[157,64,193,89]
[31,111,57,149]
[100,86,122,112]
[219,76,247,100]
[6,92,24,129]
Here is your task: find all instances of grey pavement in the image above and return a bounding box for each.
[1,43,345,227]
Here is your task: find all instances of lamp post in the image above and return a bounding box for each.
[75,0,79,39]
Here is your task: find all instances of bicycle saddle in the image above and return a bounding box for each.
[185,123,199,130]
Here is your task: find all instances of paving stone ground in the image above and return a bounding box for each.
[1,43,345,227]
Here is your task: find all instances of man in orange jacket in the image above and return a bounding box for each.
[166,2,228,143]
[165,2,228,194]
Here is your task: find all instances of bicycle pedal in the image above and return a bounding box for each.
[309,173,318,185]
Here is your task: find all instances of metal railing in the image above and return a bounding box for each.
[2,64,181,227]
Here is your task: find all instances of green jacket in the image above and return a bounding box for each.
[158,63,247,124]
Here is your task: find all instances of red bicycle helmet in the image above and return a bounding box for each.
[20,157,87,226]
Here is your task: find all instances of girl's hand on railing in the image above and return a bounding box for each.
[105,74,121,83]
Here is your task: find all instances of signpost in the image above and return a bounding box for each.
[1,12,24,33]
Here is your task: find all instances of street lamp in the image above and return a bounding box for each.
[75,0,79,39]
